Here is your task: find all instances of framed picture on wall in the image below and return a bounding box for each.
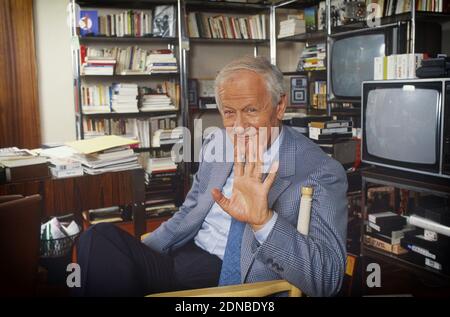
[290,76,308,107]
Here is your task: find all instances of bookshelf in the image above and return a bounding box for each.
[70,0,185,227]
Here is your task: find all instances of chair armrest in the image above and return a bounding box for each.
[0,195,24,203]
[147,280,302,297]
[141,232,151,241]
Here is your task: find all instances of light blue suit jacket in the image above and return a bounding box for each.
[143,125,348,296]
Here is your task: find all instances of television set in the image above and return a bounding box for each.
[329,22,442,102]
[329,30,390,102]
[361,78,450,179]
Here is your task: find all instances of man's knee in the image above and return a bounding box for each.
[78,222,119,246]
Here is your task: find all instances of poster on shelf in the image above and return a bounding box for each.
[152,5,176,37]
[79,10,98,36]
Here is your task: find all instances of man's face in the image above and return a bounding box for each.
[218,70,287,158]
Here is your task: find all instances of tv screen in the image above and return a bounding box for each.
[365,87,439,164]
[331,33,385,98]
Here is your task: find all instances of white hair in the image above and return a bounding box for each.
[214,56,285,110]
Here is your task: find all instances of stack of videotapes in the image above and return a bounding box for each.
[364,211,411,255]
[401,228,450,274]
[402,196,450,274]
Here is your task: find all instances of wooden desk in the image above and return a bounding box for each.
[0,169,146,237]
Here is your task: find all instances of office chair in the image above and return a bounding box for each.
[0,194,42,296]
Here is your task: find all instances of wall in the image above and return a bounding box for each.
[34,0,76,145]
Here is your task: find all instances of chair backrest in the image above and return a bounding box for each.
[0,194,41,296]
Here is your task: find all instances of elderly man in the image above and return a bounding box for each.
[75,56,348,297]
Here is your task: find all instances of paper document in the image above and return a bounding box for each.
[66,135,139,154]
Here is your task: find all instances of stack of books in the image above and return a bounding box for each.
[84,206,125,225]
[278,18,305,38]
[146,50,178,74]
[111,83,139,113]
[282,114,332,136]
[401,227,450,274]
[145,202,178,218]
[140,94,177,112]
[364,211,410,255]
[297,44,326,71]
[0,147,50,183]
[81,56,116,75]
[152,127,184,147]
[144,158,179,219]
[147,157,177,174]
[67,135,142,175]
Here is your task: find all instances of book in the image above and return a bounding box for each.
[363,234,408,255]
[4,163,50,182]
[79,10,99,36]
[304,6,317,32]
[152,5,176,37]
[66,135,139,155]
[317,1,326,30]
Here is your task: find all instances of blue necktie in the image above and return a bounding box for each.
[218,218,246,286]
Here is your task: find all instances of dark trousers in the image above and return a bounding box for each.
[73,222,222,297]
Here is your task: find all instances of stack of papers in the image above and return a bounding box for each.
[0,147,47,167]
[278,18,305,38]
[41,217,80,240]
[66,135,142,175]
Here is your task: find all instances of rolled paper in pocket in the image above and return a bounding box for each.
[297,186,313,235]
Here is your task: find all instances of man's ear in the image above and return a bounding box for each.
[275,94,288,121]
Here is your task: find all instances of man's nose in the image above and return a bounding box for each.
[234,113,248,133]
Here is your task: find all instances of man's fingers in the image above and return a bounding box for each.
[263,161,279,190]
[211,188,231,212]
[245,162,255,176]
[234,137,244,176]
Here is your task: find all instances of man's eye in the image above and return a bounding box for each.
[224,111,234,115]
[246,108,257,113]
